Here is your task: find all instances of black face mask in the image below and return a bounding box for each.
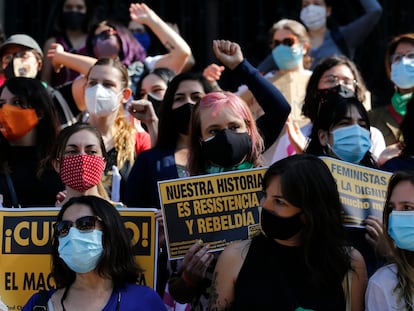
[147,93,164,117]
[315,84,355,117]
[201,129,252,167]
[171,103,193,135]
[62,12,86,31]
[260,207,303,240]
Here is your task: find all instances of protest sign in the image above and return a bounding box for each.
[158,168,266,260]
[0,207,157,309]
[321,157,392,227]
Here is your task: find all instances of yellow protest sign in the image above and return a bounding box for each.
[158,168,266,260]
[0,207,158,309]
[321,157,392,226]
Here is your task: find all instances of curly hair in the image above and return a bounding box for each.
[113,104,136,170]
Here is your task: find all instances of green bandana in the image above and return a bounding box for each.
[205,161,254,174]
[391,91,413,116]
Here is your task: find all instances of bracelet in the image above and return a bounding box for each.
[181,271,195,287]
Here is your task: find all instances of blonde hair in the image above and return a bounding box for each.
[86,58,137,169]
[113,104,136,169]
[269,19,312,69]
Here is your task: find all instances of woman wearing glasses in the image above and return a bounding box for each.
[227,19,311,165]
[257,0,382,74]
[270,54,386,163]
[369,33,414,165]
[22,195,166,310]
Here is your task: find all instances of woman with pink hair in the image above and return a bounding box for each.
[167,40,290,310]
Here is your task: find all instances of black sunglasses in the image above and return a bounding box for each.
[272,37,296,48]
[92,28,117,44]
[55,215,102,237]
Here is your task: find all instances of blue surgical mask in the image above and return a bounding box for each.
[391,58,414,89]
[271,44,303,70]
[388,211,414,252]
[58,228,103,273]
[133,32,151,51]
[330,124,371,163]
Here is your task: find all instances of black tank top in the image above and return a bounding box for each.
[233,234,346,310]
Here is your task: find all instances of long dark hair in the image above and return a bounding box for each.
[156,71,213,149]
[305,95,376,168]
[51,195,143,288]
[302,55,367,122]
[262,154,352,287]
[0,77,60,173]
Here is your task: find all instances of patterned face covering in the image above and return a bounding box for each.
[59,154,105,192]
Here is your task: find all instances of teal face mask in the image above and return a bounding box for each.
[388,210,414,252]
[58,228,103,273]
[330,124,371,164]
[271,45,303,70]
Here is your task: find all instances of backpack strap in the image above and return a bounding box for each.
[33,290,49,311]
[4,172,20,208]
[48,87,77,128]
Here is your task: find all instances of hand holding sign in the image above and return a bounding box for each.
[181,241,214,285]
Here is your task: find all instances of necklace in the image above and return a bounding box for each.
[60,285,121,311]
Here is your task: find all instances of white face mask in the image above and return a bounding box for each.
[85,84,122,117]
[300,4,327,31]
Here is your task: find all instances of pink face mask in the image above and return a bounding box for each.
[59,154,105,192]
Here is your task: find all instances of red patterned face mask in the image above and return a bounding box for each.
[60,154,106,192]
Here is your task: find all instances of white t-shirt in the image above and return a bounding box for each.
[365,263,408,311]
[269,123,386,165]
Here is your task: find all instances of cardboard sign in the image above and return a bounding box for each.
[240,71,311,127]
[0,207,158,309]
[158,168,266,260]
[321,157,392,226]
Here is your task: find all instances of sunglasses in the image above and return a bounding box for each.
[55,215,102,237]
[93,28,118,43]
[272,37,296,48]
